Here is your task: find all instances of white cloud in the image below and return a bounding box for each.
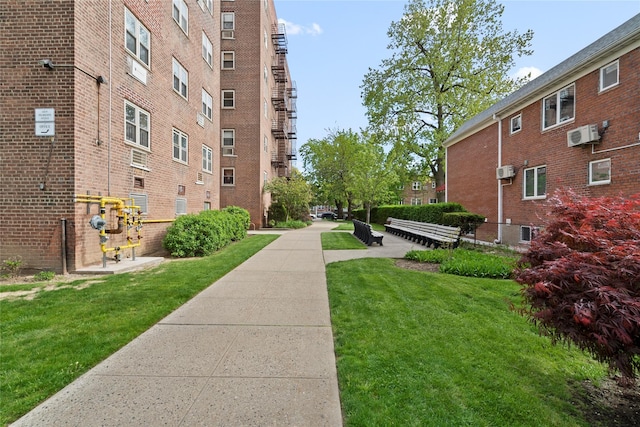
[513,66,543,81]
[279,18,323,36]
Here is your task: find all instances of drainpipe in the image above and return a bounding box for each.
[494,114,503,244]
[60,218,68,275]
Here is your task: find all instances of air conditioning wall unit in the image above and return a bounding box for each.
[221,30,235,39]
[496,165,515,180]
[567,124,600,147]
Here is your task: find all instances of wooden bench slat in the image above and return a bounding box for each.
[352,219,384,246]
[385,217,461,248]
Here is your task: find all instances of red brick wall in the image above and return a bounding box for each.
[1,0,222,272]
[447,47,640,247]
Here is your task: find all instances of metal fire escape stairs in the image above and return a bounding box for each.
[270,23,297,177]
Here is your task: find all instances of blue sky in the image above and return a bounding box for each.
[273,0,640,162]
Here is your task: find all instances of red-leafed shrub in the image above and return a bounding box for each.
[515,189,640,382]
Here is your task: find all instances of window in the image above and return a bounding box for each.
[264,171,268,186]
[543,84,574,129]
[523,165,546,199]
[125,8,150,66]
[222,12,235,30]
[202,89,213,120]
[204,0,213,13]
[222,90,235,108]
[589,158,611,185]
[202,32,213,67]
[172,128,188,164]
[431,181,436,189]
[130,193,148,214]
[222,129,235,155]
[202,145,213,173]
[412,181,422,191]
[176,198,187,215]
[600,60,619,92]
[429,198,437,204]
[172,0,188,34]
[264,135,268,152]
[125,101,150,150]
[222,168,235,186]
[222,51,235,69]
[173,58,188,99]
[204,201,211,211]
[411,198,422,205]
[510,114,522,134]
[520,226,532,243]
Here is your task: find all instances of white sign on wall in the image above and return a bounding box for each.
[35,108,55,136]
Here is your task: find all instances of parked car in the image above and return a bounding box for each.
[320,212,338,220]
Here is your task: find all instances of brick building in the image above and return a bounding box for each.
[444,14,640,247]
[0,0,294,273]
[219,0,297,228]
[398,179,438,206]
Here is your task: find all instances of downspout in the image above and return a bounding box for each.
[494,114,503,244]
[107,0,112,195]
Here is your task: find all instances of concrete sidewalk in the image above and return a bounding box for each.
[12,221,416,426]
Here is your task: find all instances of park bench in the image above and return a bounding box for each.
[352,219,384,246]
[384,217,461,249]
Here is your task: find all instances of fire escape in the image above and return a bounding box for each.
[270,23,297,177]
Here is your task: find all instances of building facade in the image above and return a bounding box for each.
[444,14,640,247]
[0,0,294,273]
[218,0,297,228]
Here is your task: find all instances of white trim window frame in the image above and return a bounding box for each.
[222,167,235,186]
[172,128,188,164]
[202,32,213,68]
[173,58,188,100]
[204,0,213,14]
[125,8,150,67]
[176,198,187,216]
[411,198,422,206]
[222,51,235,70]
[542,84,575,130]
[222,12,235,30]
[222,129,235,156]
[172,0,189,35]
[130,193,148,215]
[222,90,235,109]
[202,144,213,174]
[589,158,611,185]
[412,181,422,191]
[124,101,150,150]
[600,60,619,92]
[523,165,547,199]
[520,225,532,243]
[510,113,522,134]
[202,88,213,121]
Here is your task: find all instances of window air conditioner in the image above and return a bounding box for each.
[221,30,235,39]
[567,124,600,147]
[496,165,515,180]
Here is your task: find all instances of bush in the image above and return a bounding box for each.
[515,189,640,382]
[34,270,55,281]
[162,207,250,257]
[1,256,23,278]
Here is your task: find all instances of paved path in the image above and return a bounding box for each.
[12,221,417,426]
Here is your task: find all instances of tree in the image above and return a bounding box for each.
[361,0,533,200]
[349,132,400,223]
[299,128,362,217]
[515,189,640,383]
[263,170,312,222]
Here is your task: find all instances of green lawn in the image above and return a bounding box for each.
[321,231,367,250]
[0,234,279,425]
[327,258,606,426]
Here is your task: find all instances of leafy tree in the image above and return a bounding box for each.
[299,128,362,217]
[361,0,533,200]
[349,133,400,222]
[263,169,312,222]
[515,189,640,383]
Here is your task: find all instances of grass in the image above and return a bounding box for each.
[405,247,519,279]
[321,232,367,250]
[327,258,607,426]
[0,234,279,426]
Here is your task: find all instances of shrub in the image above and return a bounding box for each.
[515,189,640,382]
[274,220,308,229]
[34,270,55,281]
[163,208,250,257]
[1,256,23,278]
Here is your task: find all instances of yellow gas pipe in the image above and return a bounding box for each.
[75,195,144,265]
